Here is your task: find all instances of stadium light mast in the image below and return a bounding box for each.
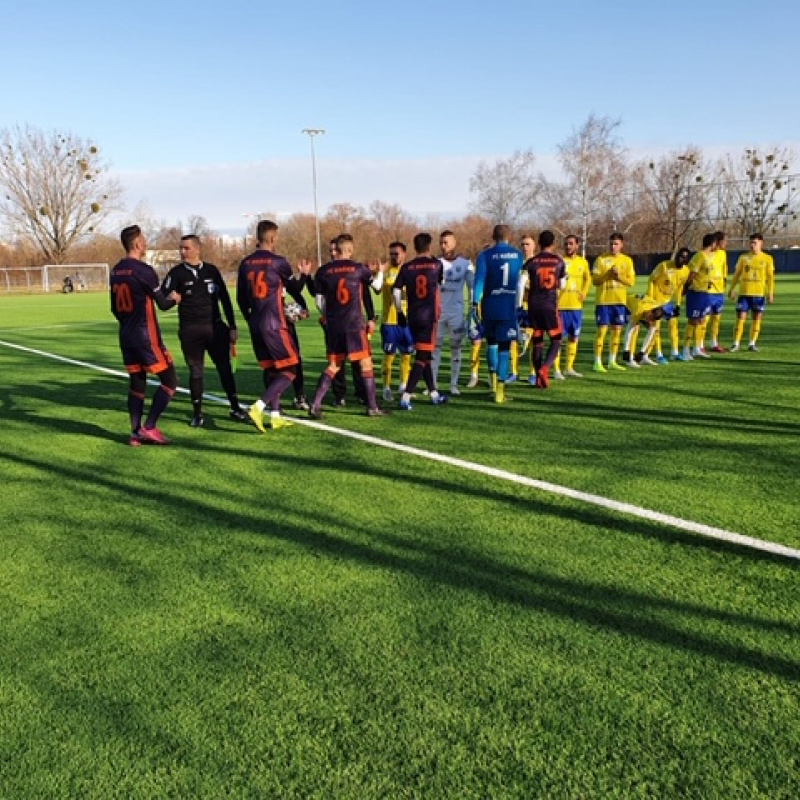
[302,128,325,267]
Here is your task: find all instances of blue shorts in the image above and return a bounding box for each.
[381,323,415,355]
[685,290,710,320]
[595,304,628,327]
[708,293,725,314]
[560,309,583,338]
[661,301,679,320]
[483,318,518,344]
[736,295,766,314]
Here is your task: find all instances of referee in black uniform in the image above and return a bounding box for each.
[162,234,248,426]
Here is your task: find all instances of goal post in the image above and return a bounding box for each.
[0,264,110,294]
[43,264,109,293]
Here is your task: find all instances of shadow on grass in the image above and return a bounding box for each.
[2,440,799,685]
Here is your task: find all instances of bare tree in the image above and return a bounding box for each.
[468,149,538,226]
[633,146,715,252]
[716,146,798,240]
[539,114,629,253]
[186,214,213,238]
[0,126,123,263]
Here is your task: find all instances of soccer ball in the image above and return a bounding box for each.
[284,301,303,323]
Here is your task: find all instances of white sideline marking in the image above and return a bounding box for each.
[2,336,799,562]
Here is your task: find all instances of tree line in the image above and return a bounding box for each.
[1,120,798,272]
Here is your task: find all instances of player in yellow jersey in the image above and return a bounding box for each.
[620,294,666,366]
[638,247,691,364]
[592,232,636,372]
[379,241,413,400]
[702,231,729,352]
[553,234,591,379]
[728,232,775,351]
[512,234,536,382]
[679,233,716,361]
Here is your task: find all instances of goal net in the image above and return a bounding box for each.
[0,264,109,294]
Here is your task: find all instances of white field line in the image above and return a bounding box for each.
[2,337,799,562]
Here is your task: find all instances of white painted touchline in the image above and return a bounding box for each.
[2,336,799,561]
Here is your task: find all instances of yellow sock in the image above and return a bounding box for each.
[400,354,412,387]
[698,317,708,347]
[610,328,622,360]
[554,350,562,373]
[710,314,721,345]
[594,326,608,359]
[490,373,497,392]
[495,383,504,403]
[750,318,762,343]
[694,324,704,348]
[733,317,745,344]
[567,340,578,370]
[684,324,694,348]
[669,318,679,353]
[382,353,395,389]
[470,342,481,375]
[510,340,518,376]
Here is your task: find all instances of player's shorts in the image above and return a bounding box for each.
[595,304,629,327]
[381,323,414,355]
[661,301,678,320]
[249,323,299,369]
[707,292,725,314]
[119,326,172,374]
[685,290,710,320]
[437,313,467,340]
[325,325,371,363]
[483,318,518,344]
[559,309,583,338]
[736,295,766,314]
[410,319,437,353]
[528,304,562,338]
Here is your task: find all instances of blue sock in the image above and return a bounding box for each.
[487,344,498,374]
[498,349,510,382]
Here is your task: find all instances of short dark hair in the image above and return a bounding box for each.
[492,224,510,243]
[610,232,624,243]
[413,232,433,253]
[676,247,691,262]
[389,241,406,252]
[538,230,555,248]
[180,234,201,247]
[702,233,716,249]
[440,229,455,239]
[750,232,764,241]
[256,219,278,243]
[120,225,142,252]
[713,230,727,244]
[336,233,354,249]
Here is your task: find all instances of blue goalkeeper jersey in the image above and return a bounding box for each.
[474,242,523,321]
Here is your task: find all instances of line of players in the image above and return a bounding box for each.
[109,221,776,443]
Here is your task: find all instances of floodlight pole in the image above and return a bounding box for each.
[302,128,325,267]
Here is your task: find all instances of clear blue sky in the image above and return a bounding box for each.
[2,0,798,229]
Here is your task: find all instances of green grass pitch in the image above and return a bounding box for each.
[0,280,799,798]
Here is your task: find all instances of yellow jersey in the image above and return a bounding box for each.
[707,249,728,294]
[559,255,592,311]
[592,252,635,306]
[685,250,715,292]
[381,266,407,324]
[647,259,689,305]
[626,293,661,326]
[731,252,775,297]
